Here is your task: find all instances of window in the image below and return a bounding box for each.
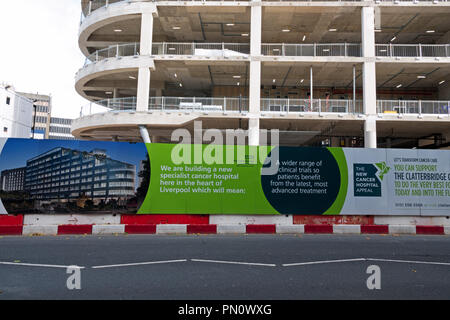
[3,127,7,133]
[6,97,10,105]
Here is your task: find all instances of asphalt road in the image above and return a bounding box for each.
[0,234,449,300]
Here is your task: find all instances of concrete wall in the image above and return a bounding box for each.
[438,81,450,100]
[0,87,33,139]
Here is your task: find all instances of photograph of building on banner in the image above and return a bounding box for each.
[0,138,148,215]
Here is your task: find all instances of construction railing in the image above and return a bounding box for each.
[80,96,249,116]
[149,97,249,112]
[152,42,250,56]
[80,97,450,117]
[375,44,450,58]
[81,0,450,22]
[80,97,138,116]
[83,42,250,66]
[261,98,363,114]
[84,43,140,66]
[83,42,450,66]
[377,100,450,115]
[262,43,362,57]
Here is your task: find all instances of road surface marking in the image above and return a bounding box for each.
[283,258,367,267]
[92,259,188,269]
[0,261,85,269]
[191,259,277,267]
[367,258,450,266]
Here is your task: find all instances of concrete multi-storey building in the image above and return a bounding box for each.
[73,0,450,149]
[24,147,136,202]
[1,167,26,192]
[18,92,53,139]
[0,84,33,139]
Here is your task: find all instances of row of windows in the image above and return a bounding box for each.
[36,105,49,113]
[49,126,71,134]
[34,116,48,124]
[30,189,134,198]
[50,118,72,125]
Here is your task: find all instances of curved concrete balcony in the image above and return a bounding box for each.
[83,42,250,67]
[75,54,155,100]
[79,97,450,117]
[80,96,250,116]
[81,42,450,68]
[80,0,450,23]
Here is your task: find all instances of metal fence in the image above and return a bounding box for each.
[149,97,249,112]
[81,0,123,22]
[84,42,249,66]
[84,42,450,66]
[84,43,140,66]
[377,100,450,115]
[80,97,138,117]
[262,43,362,57]
[80,97,249,116]
[81,0,450,21]
[152,43,250,56]
[261,98,363,113]
[80,98,450,117]
[375,44,450,58]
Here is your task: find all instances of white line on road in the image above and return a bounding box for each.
[91,259,188,269]
[0,262,85,269]
[367,258,450,266]
[282,258,367,267]
[191,259,277,267]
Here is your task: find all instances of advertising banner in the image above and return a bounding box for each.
[1,138,450,216]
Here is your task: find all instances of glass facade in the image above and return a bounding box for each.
[24,147,136,201]
[1,167,26,192]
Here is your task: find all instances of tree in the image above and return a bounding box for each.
[136,154,151,207]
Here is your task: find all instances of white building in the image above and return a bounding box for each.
[0,84,33,139]
[73,0,450,149]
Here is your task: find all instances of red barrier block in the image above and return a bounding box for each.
[0,215,23,226]
[294,215,374,225]
[416,225,444,235]
[121,214,209,225]
[125,224,157,234]
[361,225,389,234]
[187,224,217,234]
[246,225,276,234]
[0,226,23,235]
[304,225,333,234]
[58,225,93,235]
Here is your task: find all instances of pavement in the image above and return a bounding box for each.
[0,234,449,300]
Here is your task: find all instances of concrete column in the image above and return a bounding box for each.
[362,6,377,148]
[136,12,154,112]
[248,118,260,146]
[364,117,377,149]
[155,88,163,97]
[113,88,119,99]
[140,13,154,56]
[137,67,151,112]
[249,0,262,145]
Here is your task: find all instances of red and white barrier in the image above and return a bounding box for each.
[0,214,449,236]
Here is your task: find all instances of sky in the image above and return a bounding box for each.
[0,0,88,119]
